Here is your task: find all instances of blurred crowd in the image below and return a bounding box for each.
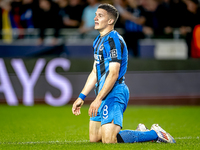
[114,0,200,57]
[0,0,200,57]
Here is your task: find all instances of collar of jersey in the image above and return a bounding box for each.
[100,30,114,38]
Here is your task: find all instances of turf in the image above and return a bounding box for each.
[0,104,199,150]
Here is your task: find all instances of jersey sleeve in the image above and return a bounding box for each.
[104,37,124,63]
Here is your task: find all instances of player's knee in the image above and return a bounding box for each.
[102,134,117,143]
[90,132,101,143]
[101,122,121,143]
[90,136,100,143]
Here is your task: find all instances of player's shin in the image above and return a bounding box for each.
[117,130,158,143]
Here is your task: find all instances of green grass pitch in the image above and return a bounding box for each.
[0,104,200,149]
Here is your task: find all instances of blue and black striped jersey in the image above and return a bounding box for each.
[93,30,128,95]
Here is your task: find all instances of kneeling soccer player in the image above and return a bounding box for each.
[72,3,175,144]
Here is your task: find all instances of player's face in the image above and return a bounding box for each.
[94,8,111,31]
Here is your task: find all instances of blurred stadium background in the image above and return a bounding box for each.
[0,0,200,106]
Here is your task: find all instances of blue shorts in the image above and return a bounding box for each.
[90,83,129,128]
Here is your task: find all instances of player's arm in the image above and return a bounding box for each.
[80,61,97,96]
[72,61,97,115]
[95,62,120,101]
[88,62,120,117]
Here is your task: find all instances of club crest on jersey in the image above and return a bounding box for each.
[110,49,118,58]
[99,44,104,51]
[94,54,102,64]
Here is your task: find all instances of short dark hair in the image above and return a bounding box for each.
[98,3,119,25]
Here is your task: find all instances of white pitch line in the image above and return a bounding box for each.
[0,137,199,145]
[175,136,199,140]
[0,140,89,145]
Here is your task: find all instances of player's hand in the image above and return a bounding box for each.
[72,98,84,116]
[88,99,101,117]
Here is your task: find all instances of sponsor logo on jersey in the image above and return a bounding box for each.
[110,49,118,58]
[94,54,102,64]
